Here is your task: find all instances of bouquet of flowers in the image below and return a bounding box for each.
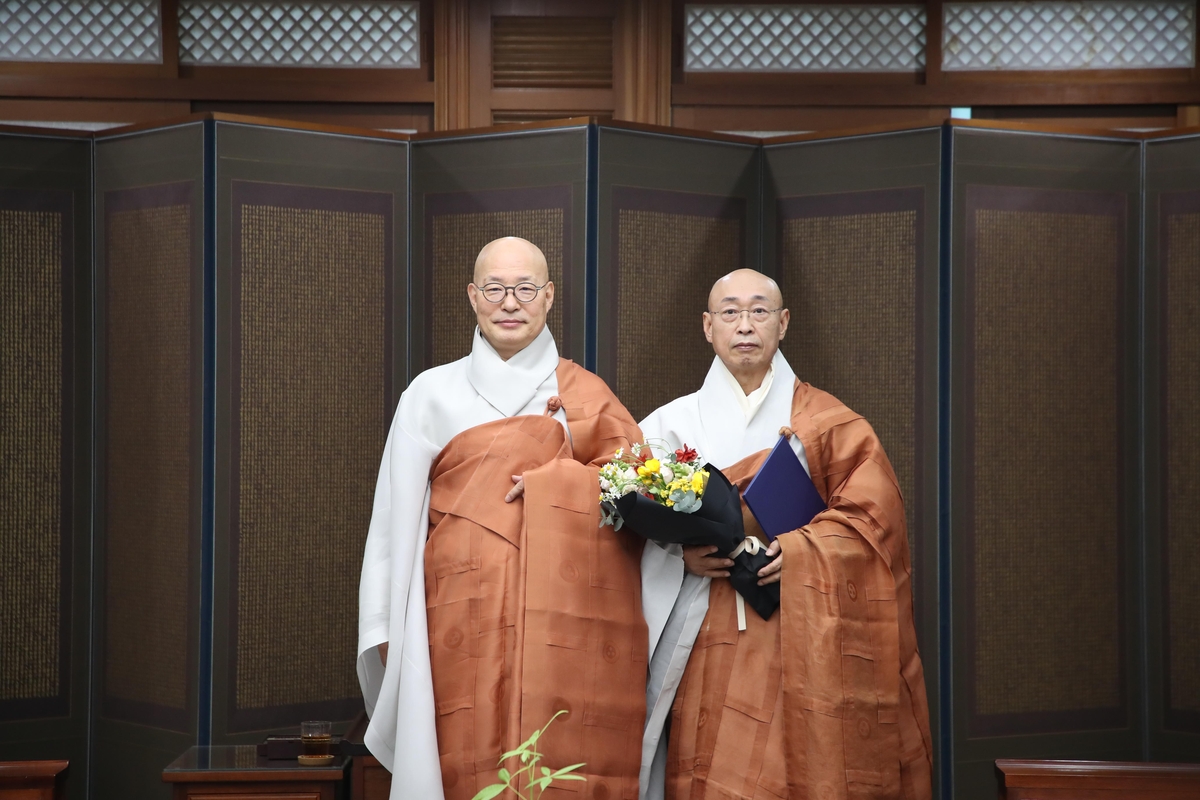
[599,442,710,528]
[598,442,780,622]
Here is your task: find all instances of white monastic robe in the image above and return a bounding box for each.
[637,349,810,800]
[357,325,567,800]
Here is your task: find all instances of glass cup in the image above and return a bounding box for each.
[300,720,332,756]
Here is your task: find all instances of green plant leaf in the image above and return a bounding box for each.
[540,767,550,777]
[497,768,510,782]
[470,784,508,800]
[551,763,586,777]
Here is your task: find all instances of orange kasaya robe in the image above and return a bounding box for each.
[668,380,933,800]
[425,359,649,800]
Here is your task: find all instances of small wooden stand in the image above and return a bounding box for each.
[163,746,348,800]
[0,761,68,800]
[996,759,1200,800]
[342,712,391,800]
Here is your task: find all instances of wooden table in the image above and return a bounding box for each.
[0,761,68,800]
[996,759,1200,800]
[163,746,348,800]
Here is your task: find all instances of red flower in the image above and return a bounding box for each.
[636,447,654,464]
[675,444,698,463]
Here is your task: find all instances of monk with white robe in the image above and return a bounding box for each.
[358,237,647,800]
[639,269,932,800]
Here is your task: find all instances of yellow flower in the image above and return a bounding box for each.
[691,471,707,494]
[645,458,660,472]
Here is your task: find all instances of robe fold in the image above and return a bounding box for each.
[358,326,646,800]
[427,365,648,800]
[667,380,932,800]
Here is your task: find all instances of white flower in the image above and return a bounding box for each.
[660,465,674,483]
[600,477,612,491]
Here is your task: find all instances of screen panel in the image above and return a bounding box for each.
[410,126,588,377]
[93,121,206,800]
[0,131,91,800]
[212,121,406,741]
[597,126,761,421]
[103,182,197,732]
[764,127,942,796]
[948,126,1143,798]
[0,186,72,721]
[1144,133,1200,761]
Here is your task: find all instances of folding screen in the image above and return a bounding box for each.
[409,120,588,378]
[1143,130,1200,763]
[209,118,409,745]
[761,126,943,794]
[93,120,206,799]
[7,114,1200,800]
[596,122,761,422]
[0,127,93,800]
[945,122,1144,799]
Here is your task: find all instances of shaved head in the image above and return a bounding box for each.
[702,268,789,394]
[474,236,549,285]
[708,268,782,311]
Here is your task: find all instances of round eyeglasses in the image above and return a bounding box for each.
[708,307,782,324]
[476,281,548,304]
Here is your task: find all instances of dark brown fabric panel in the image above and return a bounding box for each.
[0,189,70,719]
[229,181,389,731]
[1161,191,1200,732]
[965,185,1126,736]
[611,187,745,422]
[425,186,571,368]
[103,182,195,731]
[777,189,923,573]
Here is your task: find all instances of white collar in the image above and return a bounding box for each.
[466,325,560,417]
[696,350,795,468]
[719,359,775,422]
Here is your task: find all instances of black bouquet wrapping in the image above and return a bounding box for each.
[608,464,779,621]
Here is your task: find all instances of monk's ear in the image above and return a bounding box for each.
[702,310,714,343]
[777,308,790,340]
[467,282,479,313]
[543,280,554,312]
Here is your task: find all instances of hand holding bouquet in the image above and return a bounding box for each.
[597,442,779,622]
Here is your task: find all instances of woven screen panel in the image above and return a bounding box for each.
[616,209,741,422]
[0,208,62,704]
[1166,211,1200,717]
[104,202,193,715]
[779,210,917,548]
[429,209,564,367]
[972,207,1121,717]
[235,205,384,712]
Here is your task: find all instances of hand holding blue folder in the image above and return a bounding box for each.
[743,434,826,540]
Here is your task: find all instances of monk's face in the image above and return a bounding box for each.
[703,269,789,377]
[467,238,555,360]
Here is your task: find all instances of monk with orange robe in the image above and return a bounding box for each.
[357,237,647,800]
[639,269,932,800]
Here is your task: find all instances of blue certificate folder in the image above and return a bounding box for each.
[743,434,826,540]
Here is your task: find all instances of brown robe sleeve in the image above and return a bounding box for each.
[555,358,645,467]
[777,381,933,799]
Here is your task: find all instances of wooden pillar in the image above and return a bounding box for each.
[615,0,671,126]
[434,0,472,131]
